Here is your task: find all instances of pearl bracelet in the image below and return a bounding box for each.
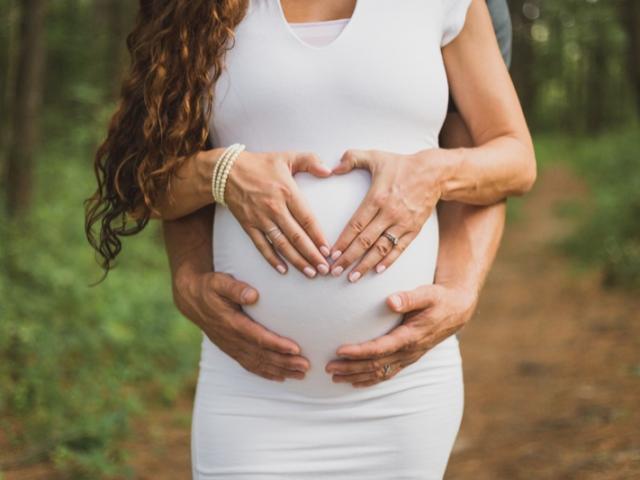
[211,143,246,206]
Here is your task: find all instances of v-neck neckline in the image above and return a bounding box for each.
[272,0,362,51]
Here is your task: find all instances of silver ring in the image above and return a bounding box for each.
[265,226,282,244]
[382,363,392,378]
[382,231,399,247]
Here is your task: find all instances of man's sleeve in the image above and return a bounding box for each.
[447,0,513,113]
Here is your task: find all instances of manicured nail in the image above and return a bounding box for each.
[376,264,386,273]
[348,271,361,283]
[320,245,331,257]
[331,250,342,261]
[303,266,317,278]
[388,294,402,310]
[331,266,344,277]
[317,263,329,275]
[240,288,257,303]
[276,264,287,275]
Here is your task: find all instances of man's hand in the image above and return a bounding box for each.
[324,282,478,387]
[174,270,311,382]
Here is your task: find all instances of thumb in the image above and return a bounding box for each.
[332,149,369,175]
[291,152,332,178]
[211,272,259,305]
[386,284,438,313]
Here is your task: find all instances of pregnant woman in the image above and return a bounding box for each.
[85,0,535,478]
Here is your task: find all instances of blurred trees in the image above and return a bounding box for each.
[510,0,639,132]
[4,0,47,216]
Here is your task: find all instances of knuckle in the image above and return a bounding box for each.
[348,219,366,234]
[374,240,391,257]
[371,192,389,208]
[263,197,280,214]
[289,230,303,246]
[277,184,294,201]
[297,214,313,231]
[357,235,374,250]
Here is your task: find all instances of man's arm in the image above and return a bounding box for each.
[162,208,311,382]
[435,114,506,295]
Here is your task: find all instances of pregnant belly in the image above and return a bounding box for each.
[212,170,439,396]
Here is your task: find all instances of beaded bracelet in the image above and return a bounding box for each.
[211,143,246,206]
[211,144,235,203]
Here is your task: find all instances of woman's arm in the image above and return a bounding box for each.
[150,148,224,221]
[327,0,535,280]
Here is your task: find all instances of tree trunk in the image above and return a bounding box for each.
[620,0,640,118]
[94,0,132,100]
[509,0,538,124]
[4,0,47,217]
[585,19,608,133]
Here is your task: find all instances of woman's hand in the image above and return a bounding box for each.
[225,150,332,278]
[328,148,447,281]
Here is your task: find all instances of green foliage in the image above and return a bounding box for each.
[555,127,640,289]
[0,130,201,478]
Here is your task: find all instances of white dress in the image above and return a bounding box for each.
[192,1,472,478]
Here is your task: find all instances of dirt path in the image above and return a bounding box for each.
[445,165,640,479]
[4,165,639,479]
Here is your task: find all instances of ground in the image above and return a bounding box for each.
[4,165,640,479]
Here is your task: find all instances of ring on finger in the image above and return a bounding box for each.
[264,226,282,244]
[381,231,399,247]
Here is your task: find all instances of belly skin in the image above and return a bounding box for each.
[212,170,439,395]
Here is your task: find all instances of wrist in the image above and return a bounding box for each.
[436,269,481,302]
[196,148,225,200]
[415,147,463,200]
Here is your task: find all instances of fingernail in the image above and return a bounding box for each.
[376,264,386,273]
[320,245,331,257]
[331,250,342,261]
[288,346,300,355]
[276,264,287,275]
[331,266,344,277]
[240,288,257,303]
[388,294,402,310]
[348,271,361,283]
[317,263,329,275]
[303,266,317,278]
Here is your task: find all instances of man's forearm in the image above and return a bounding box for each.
[435,112,506,293]
[162,204,215,299]
[435,200,505,294]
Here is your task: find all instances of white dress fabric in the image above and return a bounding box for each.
[193,1,472,478]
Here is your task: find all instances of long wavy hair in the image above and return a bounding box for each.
[84,0,248,277]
